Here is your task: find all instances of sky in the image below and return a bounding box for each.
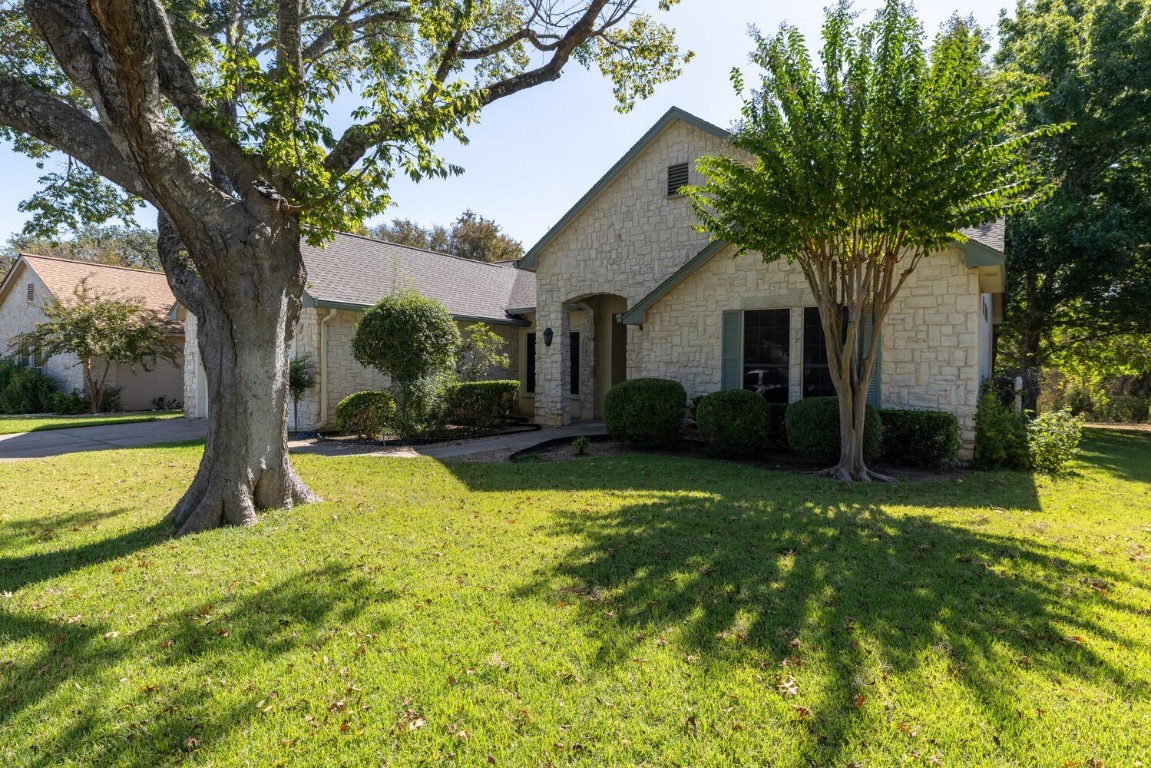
[0,0,1013,252]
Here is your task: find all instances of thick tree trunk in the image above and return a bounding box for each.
[166,231,318,536]
[829,383,887,482]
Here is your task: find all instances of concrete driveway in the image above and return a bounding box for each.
[0,418,208,461]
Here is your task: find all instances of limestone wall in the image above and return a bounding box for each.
[0,266,85,395]
[636,244,985,457]
[532,120,735,424]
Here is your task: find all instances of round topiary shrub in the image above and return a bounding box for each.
[335,391,395,440]
[696,389,769,458]
[603,378,686,449]
[785,396,881,464]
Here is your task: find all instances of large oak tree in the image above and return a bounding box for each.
[688,0,1052,481]
[0,0,690,533]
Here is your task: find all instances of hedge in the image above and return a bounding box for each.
[335,391,395,440]
[444,380,519,430]
[785,396,881,463]
[879,409,960,470]
[696,390,769,458]
[604,378,686,449]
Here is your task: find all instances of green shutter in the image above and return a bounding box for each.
[721,310,741,391]
[862,314,882,408]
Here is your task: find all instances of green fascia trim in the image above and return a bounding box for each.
[962,238,1006,268]
[620,240,729,325]
[506,307,536,315]
[306,295,527,327]
[517,107,731,271]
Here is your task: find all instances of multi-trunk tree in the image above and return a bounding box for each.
[688,0,1053,481]
[0,0,690,533]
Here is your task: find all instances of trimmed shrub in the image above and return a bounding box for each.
[784,396,881,464]
[973,391,1029,470]
[0,358,59,414]
[335,391,395,440]
[879,409,960,470]
[1028,409,1083,475]
[765,402,789,451]
[444,380,519,430]
[603,378,686,449]
[696,390,769,458]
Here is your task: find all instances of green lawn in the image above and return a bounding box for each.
[0,410,183,435]
[0,429,1148,766]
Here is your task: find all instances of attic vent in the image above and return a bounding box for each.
[667,162,690,196]
[26,283,34,303]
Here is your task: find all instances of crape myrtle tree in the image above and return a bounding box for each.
[0,0,691,534]
[996,0,1151,409]
[10,279,179,413]
[687,0,1054,482]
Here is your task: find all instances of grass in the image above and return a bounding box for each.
[0,410,183,435]
[0,428,1148,766]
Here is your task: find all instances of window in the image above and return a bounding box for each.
[26,283,34,303]
[802,306,838,398]
[525,332,536,393]
[523,331,579,395]
[742,309,790,403]
[570,332,580,395]
[667,162,689,196]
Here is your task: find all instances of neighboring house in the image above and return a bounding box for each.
[515,107,1006,459]
[179,232,536,429]
[0,254,185,411]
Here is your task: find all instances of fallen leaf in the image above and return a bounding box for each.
[103,631,120,640]
[853,694,867,709]
[408,717,426,731]
[794,706,812,720]
[774,674,800,697]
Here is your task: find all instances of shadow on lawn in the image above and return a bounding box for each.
[0,562,390,765]
[1079,427,1151,484]
[450,457,1146,763]
[0,516,171,593]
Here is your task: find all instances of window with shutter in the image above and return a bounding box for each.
[742,309,790,404]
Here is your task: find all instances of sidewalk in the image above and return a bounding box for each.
[290,421,607,460]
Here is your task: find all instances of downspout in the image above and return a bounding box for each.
[305,308,337,431]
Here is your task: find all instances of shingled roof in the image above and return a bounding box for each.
[959,220,1005,253]
[1,254,176,315]
[301,232,535,325]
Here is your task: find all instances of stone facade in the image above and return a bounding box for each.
[528,112,996,459]
[635,243,988,457]
[533,119,734,424]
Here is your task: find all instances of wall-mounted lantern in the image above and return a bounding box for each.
[543,327,554,347]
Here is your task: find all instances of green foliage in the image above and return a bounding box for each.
[603,378,686,449]
[973,391,1031,470]
[785,397,881,464]
[4,225,160,271]
[52,390,90,416]
[1098,393,1151,424]
[695,390,769,458]
[352,291,461,437]
[455,323,510,382]
[687,1,1051,477]
[572,436,591,456]
[0,356,59,415]
[373,210,524,263]
[444,380,519,431]
[8,278,177,413]
[1028,410,1084,475]
[353,291,460,385]
[289,355,316,429]
[879,410,961,470]
[998,0,1151,374]
[335,391,395,440]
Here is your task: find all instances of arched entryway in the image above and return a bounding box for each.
[572,293,628,419]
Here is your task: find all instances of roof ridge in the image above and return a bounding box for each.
[19,252,167,277]
[328,231,521,270]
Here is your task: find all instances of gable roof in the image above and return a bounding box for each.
[0,254,176,315]
[517,107,731,270]
[620,224,1009,325]
[301,232,533,325]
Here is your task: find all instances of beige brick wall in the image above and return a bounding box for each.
[533,119,734,423]
[636,243,985,458]
[0,267,86,396]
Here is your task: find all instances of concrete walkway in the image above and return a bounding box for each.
[0,417,606,461]
[290,421,607,459]
[0,417,209,461]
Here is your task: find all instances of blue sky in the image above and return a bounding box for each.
[0,0,1012,252]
